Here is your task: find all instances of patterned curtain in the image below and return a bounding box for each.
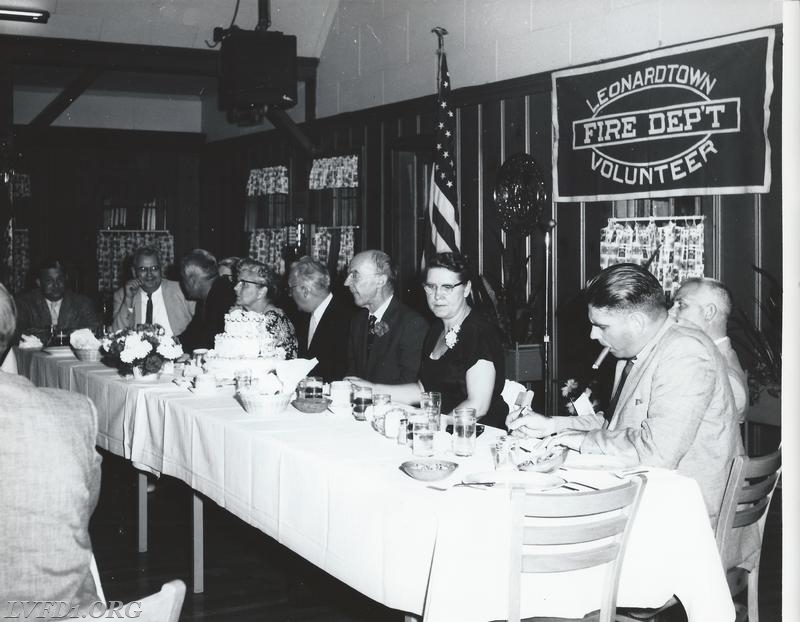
[311,226,357,275]
[249,228,289,276]
[309,156,359,190]
[246,166,289,196]
[96,230,175,293]
[1,226,30,294]
[10,173,31,202]
[600,219,705,297]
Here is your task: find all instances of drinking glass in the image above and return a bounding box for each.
[491,434,510,470]
[453,408,477,457]
[412,421,435,457]
[304,376,324,400]
[329,381,352,406]
[373,393,392,418]
[352,386,373,421]
[420,391,442,431]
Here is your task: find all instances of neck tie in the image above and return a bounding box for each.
[145,292,153,324]
[367,315,377,351]
[48,300,59,325]
[606,358,635,422]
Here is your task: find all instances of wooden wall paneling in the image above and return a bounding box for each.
[382,118,400,254]
[719,195,757,326]
[364,118,382,251]
[458,105,480,264]
[480,100,502,283]
[553,202,584,378]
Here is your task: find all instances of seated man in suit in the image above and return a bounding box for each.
[345,250,428,384]
[288,256,355,382]
[1,282,103,612]
[508,263,743,521]
[178,249,236,353]
[15,258,99,339]
[672,277,748,422]
[112,245,195,337]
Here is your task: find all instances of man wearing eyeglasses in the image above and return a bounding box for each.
[344,250,428,384]
[112,246,195,337]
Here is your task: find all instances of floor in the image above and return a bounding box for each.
[89,450,783,622]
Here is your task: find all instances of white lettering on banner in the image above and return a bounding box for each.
[585,63,718,113]
[573,98,740,149]
[589,139,719,185]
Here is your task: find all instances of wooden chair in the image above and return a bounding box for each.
[106,579,186,621]
[507,477,645,622]
[715,449,781,622]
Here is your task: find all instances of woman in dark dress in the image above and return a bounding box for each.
[348,252,507,427]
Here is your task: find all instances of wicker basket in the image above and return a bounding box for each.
[236,391,293,416]
[73,347,102,362]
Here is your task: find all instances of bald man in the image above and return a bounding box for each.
[672,277,748,421]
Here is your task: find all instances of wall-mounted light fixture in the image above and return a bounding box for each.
[0,6,50,23]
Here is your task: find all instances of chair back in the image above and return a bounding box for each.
[715,448,781,561]
[108,580,186,621]
[507,476,645,622]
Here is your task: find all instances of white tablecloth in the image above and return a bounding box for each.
[18,350,735,622]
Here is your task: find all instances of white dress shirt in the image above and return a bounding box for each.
[47,299,62,325]
[308,292,333,348]
[371,295,393,323]
[138,286,173,336]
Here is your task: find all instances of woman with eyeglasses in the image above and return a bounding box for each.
[348,252,507,427]
[233,258,298,359]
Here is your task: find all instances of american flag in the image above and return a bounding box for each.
[424,51,460,266]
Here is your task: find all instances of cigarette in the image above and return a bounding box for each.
[591,346,611,369]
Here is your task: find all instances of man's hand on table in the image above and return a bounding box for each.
[544,430,586,452]
[506,409,556,437]
[343,376,372,390]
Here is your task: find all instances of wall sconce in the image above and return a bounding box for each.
[0,6,50,23]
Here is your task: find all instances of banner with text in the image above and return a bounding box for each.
[552,29,774,202]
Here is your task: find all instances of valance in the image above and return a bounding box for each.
[600,218,704,297]
[1,227,30,294]
[309,156,359,189]
[96,230,174,293]
[10,173,31,201]
[246,166,289,196]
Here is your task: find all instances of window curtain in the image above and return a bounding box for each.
[600,219,705,297]
[311,226,358,275]
[96,230,174,293]
[1,227,30,294]
[309,156,359,189]
[246,166,289,196]
[249,228,289,276]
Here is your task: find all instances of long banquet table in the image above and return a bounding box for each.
[16,346,735,622]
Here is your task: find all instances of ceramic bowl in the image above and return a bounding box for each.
[291,397,331,413]
[400,459,458,482]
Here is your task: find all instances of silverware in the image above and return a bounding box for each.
[426,481,494,491]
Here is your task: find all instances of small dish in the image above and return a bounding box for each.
[515,445,568,473]
[291,397,331,413]
[400,459,458,482]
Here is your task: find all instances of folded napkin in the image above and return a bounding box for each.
[70,328,101,350]
[18,334,44,349]
[273,357,319,394]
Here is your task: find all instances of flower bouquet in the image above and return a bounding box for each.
[101,324,184,378]
[560,377,601,416]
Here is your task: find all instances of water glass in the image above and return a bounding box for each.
[420,391,442,431]
[453,408,477,457]
[412,421,435,457]
[352,386,373,421]
[491,435,510,470]
[329,381,352,406]
[373,393,392,418]
[304,376,324,400]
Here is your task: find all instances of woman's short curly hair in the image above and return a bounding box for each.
[237,258,279,297]
[425,252,474,284]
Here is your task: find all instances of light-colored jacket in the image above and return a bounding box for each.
[112,279,195,336]
[558,320,743,520]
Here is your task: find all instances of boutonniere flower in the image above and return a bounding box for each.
[444,324,461,349]
[372,320,390,338]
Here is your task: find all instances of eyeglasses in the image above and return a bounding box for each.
[235,278,267,288]
[135,266,161,275]
[423,281,466,295]
[346,271,381,283]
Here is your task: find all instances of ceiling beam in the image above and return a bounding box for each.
[0,34,318,81]
[30,67,103,127]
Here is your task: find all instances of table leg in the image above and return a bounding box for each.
[193,492,204,593]
[137,472,148,553]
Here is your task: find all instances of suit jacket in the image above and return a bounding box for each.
[14,289,99,337]
[179,276,236,353]
[347,296,428,384]
[716,336,748,422]
[0,371,102,607]
[111,279,196,336]
[297,295,355,383]
[557,320,743,520]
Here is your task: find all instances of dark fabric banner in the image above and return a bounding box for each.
[552,29,774,202]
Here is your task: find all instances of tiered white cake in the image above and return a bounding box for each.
[204,308,284,381]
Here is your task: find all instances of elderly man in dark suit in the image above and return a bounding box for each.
[15,258,99,340]
[112,245,195,337]
[288,256,354,382]
[1,282,102,612]
[178,248,236,353]
[345,250,427,384]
